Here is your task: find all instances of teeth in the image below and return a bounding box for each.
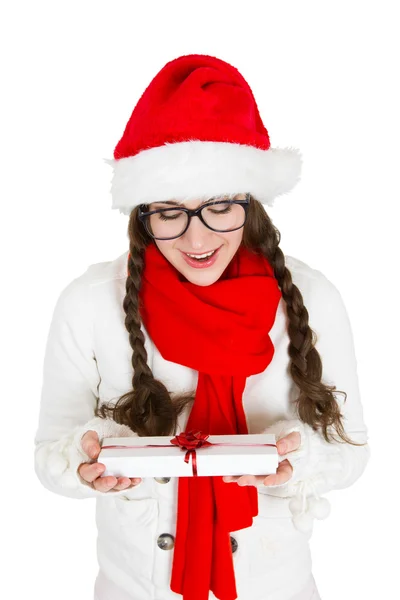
[186,250,215,259]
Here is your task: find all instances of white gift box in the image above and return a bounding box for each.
[98,433,278,478]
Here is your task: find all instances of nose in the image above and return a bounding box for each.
[182,214,214,249]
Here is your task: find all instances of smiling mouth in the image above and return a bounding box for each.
[180,247,221,261]
[186,250,215,259]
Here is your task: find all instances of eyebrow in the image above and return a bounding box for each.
[150,195,235,208]
[153,200,185,206]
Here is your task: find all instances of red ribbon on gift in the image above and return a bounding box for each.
[101,430,277,477]
[170,431,212,476]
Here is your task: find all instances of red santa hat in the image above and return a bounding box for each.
[105,54,302,215]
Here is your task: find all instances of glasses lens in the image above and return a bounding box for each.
[147,208,189,239]
[201,202,246,231]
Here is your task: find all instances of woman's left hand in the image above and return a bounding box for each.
[223,431,301,487]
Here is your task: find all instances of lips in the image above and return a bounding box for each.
[186,250,215,259]
[179,246,222,269]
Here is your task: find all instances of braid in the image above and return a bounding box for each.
[96,211,194,436]
[123,246,153,385]
[270,244,343,441]
[243,200,364,446]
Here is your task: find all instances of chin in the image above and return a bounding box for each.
[180,266,224,287]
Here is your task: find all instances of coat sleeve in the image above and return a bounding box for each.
[33,272,141,499]
[258,270,371,531]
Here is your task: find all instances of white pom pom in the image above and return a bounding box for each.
[292,512,314,533]
[289,496,305,515]
[307,496,331,520]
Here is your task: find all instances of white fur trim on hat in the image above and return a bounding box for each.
[104,141,302,215]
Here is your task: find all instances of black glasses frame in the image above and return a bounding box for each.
[138,193,251,240]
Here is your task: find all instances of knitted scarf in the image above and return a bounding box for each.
[136,242,282,600]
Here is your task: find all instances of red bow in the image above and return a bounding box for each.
[170,430,212,476]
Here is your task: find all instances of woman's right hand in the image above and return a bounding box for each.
[78,430,142,492]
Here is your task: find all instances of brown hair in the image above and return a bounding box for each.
[97,196,365,446]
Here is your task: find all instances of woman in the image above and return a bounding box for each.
[34,54,370,600]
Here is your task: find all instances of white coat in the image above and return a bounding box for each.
[34,250,370,600]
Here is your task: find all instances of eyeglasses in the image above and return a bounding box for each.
[138,193,250,241]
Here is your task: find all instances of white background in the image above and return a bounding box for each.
[2,1,398,599]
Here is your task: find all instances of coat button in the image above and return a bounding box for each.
[157,533,175,550]
[154,477,171,484]
[230,536,238,553]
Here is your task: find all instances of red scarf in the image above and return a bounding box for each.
[134,242,282,600]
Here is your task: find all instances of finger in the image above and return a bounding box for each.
[81,430,101,460]
[116,478,142,490]
[78,461,105,483]
[93,475,119,492]
[236,475,257,486]
[129,478,142,486]
[223,476,241,483]
[111,477,134,491]
[276,431,301,455]
[263,459,293,486]
[223,474,266,486]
